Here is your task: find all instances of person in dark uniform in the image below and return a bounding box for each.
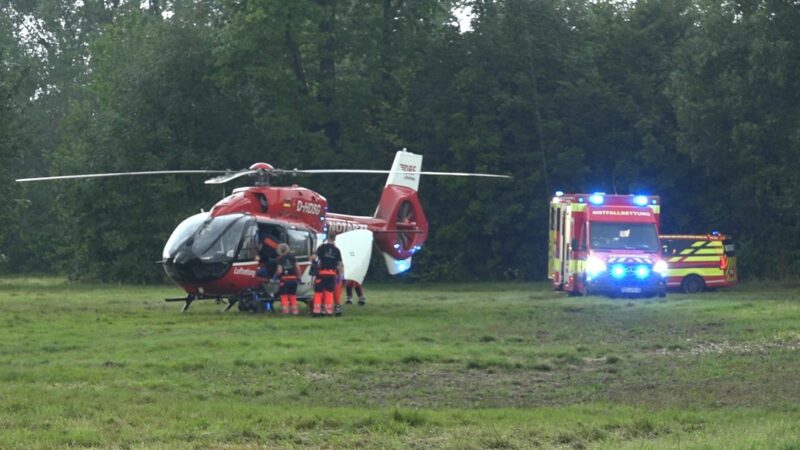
[311,234,343,317]
[255,235,280,312]
[257,235,280,279]
[275,243,299,315]
[345,280,366,306]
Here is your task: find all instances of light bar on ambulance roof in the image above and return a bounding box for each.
[633,195,648,206]
[588,193,604,205]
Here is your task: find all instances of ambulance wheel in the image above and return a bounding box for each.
[681,275,705,294]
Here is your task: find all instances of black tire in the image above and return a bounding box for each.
[681,275,705,294]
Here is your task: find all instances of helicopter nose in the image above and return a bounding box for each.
[163,251,231,283]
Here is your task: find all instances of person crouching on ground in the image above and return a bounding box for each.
[275,243,300,316]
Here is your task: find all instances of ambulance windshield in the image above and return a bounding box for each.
[589,222,659,251]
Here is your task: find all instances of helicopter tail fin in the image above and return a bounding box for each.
[373,150,429,274]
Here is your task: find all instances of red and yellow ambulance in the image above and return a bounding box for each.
[659,233,737,293]
[549,193,668,297]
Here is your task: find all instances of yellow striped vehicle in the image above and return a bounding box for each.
[659,233,737,293]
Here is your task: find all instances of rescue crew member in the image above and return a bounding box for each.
[334,271,344,316]
[255,234,280,313]
[312,234,343,317]
[345,280,366,306]
[257,235,280,279]
[275,243,300,316]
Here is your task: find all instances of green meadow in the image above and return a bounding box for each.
[2,277,800,449]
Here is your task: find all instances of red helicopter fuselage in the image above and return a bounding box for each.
[161,180,428,300]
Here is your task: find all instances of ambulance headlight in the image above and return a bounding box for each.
[586,257,607,277]
[653,260,669,276]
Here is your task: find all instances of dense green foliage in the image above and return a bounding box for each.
[4,278,800,447]
[2,0,799,281]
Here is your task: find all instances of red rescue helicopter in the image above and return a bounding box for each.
[17,149,509,312]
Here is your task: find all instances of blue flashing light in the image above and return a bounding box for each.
[555,191,564,197]
[633,195,648,206]
[635,265,650,279]
[392,257,412,273]
[611,264,626,279]
[393,243,401,249]
[589,194,604,205]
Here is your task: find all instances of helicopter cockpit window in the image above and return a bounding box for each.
[163,212,211,259]
[191,214,255,263]
[287,229,312,258]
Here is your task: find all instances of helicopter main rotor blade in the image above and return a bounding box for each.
[16,170,227,183]
[295,169,511,178]
[204,170,258,185]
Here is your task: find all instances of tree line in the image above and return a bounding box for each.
[1,0,798,283]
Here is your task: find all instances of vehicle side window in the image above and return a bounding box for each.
[723,239,736,256]
[287,229,312,259]
[259,224,286,243]
[665,240,693,255]
[236,224,259,262]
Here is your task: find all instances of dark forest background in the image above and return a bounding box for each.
[1,0,799,283]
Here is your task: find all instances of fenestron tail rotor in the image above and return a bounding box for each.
[396,200,417,251]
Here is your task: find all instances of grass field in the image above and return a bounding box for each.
[2,277,800,449]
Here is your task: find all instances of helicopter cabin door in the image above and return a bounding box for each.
[335,229,373,284]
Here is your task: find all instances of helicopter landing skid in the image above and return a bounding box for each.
[165,294,225,313]
[165,293,313,313]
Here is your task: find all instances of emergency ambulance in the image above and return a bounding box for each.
[659,233,737,293]
[548,193,668,297]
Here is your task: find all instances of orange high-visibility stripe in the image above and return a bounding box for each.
[281,275,298,281]
[334,281,343,305]
[312,292,322,314]
[324,291,334,315]
[281,295,289,314]
[319,269,337,276]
